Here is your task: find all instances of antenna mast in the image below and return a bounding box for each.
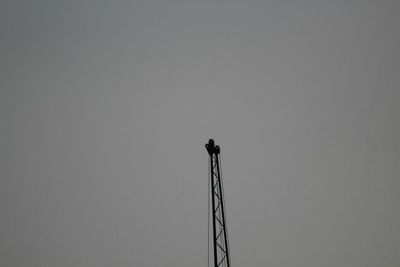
[205,139,231,267]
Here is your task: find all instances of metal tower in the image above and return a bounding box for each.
[205,139,231,267]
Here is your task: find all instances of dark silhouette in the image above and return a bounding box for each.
[205,139,231,267]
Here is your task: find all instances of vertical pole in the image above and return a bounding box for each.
[210,153,218,267]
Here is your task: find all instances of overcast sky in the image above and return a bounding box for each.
[1,1,400,267]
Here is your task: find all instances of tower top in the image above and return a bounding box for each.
[205,139,220,155]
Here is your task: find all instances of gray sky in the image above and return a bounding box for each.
[1,1,400,266]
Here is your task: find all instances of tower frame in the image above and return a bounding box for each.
[205,139,231,267]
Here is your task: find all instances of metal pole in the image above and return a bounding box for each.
[206,140,218,267]
[211,154,218,267]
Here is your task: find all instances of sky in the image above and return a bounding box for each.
[1,1,400,266]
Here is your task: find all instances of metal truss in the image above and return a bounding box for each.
[206,139,231,267]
